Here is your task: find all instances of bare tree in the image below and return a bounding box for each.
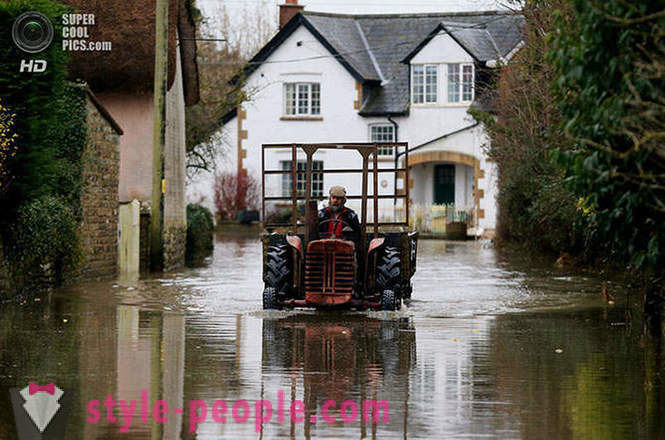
[186,1,275,176]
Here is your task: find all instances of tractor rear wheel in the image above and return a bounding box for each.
[376,246,401,291]
[264,243,291,295]
[376,246,401,309]
[263,287,279,310]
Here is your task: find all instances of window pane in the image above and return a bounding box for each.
[462,64,473,101]
[284,161,323,196]
[312,160,324,196]
[281,161,292,196]
[412,65,424,104]
[311,83,320,115]
[297,84,309,114]
[285,84,296,115]
[378,145,393,156]
[370,125,395,156]
[448,64,460,102]
[425,65,437,103]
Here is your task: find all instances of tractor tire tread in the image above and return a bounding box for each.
[263,287,279,310]
[380,289,397,311]
[264,243,291,294]
[376,246,401,292]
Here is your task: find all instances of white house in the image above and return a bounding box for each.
[188,3,524,235]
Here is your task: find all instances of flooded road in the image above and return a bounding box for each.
[0,237,663,439]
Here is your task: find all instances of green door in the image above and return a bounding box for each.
[434,164,455,205]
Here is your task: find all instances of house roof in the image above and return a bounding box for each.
[82,84,123,135]
[227,10,523,120]
[63,0,199,105]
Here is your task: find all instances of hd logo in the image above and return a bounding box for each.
[12,11,54,73]
[19,59,47,73]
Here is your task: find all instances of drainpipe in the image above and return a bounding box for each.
[388,115,399,206]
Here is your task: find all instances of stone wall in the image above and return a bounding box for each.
[163,225,187,271]
[79,90,122,281]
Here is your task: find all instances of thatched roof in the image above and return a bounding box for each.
[64,0,199,105]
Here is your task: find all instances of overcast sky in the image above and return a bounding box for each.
[201,0,510,15]
[199,0,514,51]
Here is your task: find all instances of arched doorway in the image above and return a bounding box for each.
[406,151,483,233]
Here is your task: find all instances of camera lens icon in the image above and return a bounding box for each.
[12,11,54,54]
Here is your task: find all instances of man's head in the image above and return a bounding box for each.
[328,186,346,213]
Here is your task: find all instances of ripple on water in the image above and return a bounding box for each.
[0,237,654,440]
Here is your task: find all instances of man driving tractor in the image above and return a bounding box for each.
[318,185,361,244]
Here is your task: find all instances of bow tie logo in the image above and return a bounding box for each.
[28,382,55,396]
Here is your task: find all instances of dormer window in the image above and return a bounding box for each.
[447,64,474,103]
[412,64,437,104]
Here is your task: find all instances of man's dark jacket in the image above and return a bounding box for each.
[318,206,361,243]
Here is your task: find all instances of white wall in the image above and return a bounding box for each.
[398,32,478,149]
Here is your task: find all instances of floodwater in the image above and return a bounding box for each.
[0,237,663,439]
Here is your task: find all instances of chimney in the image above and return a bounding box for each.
[279,0,304,29]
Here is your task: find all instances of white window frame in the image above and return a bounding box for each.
[280,160,324,197]
[369,124,395,157]
[447,63,474,103]
[284,82,321,116]
[411,64,438,105]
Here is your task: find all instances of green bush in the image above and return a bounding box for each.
[0,1,88,294]
[549,0,665,273]
[186,204,214,266]
[7,195,82,285]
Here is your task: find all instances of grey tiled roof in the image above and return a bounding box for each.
[301,11,524,115]
[222,10,523,124]
[305,15,381,81]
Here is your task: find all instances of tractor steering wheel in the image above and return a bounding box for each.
[318,218,353,239]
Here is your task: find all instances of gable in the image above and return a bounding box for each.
[237,13,377,87]
[410,31,474,64]
[402,15,524,65]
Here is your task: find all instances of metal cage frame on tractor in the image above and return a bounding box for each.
[261,142,410,240]
[261,142,416,310]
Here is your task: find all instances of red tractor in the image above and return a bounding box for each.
[260,143,417,311]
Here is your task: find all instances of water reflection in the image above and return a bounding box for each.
[0,239,663,439]
[0,296,186,440]
[486,311,665,440]
[260,314,415,439]
[80,305,186,440]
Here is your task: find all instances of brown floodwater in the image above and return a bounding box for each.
[0,237,663,439]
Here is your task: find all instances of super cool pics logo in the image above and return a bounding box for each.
[9,382,73,439]
[12,11,112,73]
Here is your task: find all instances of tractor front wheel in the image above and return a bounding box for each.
[376,246,401,291]
[376,246,401,310]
